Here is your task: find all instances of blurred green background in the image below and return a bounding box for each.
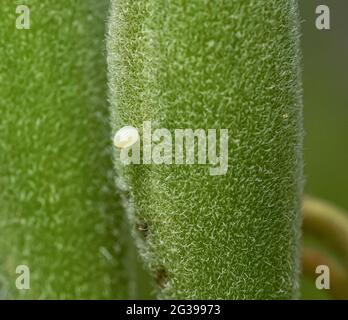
[299,0,348,299]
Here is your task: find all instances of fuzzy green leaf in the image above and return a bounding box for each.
[108,0,304,299]
[0,0,140,299]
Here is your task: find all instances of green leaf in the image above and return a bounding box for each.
[108,0,304,299]
[0,0,142,299]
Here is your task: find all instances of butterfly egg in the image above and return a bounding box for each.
[113,126,139,149]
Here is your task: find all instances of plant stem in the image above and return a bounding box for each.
[303,196,348,266]
[0,0,132,299]
[108,0,303,299]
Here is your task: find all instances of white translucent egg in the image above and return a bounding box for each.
[113,126,139,149]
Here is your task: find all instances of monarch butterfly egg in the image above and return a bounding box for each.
[113,126,139,149]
